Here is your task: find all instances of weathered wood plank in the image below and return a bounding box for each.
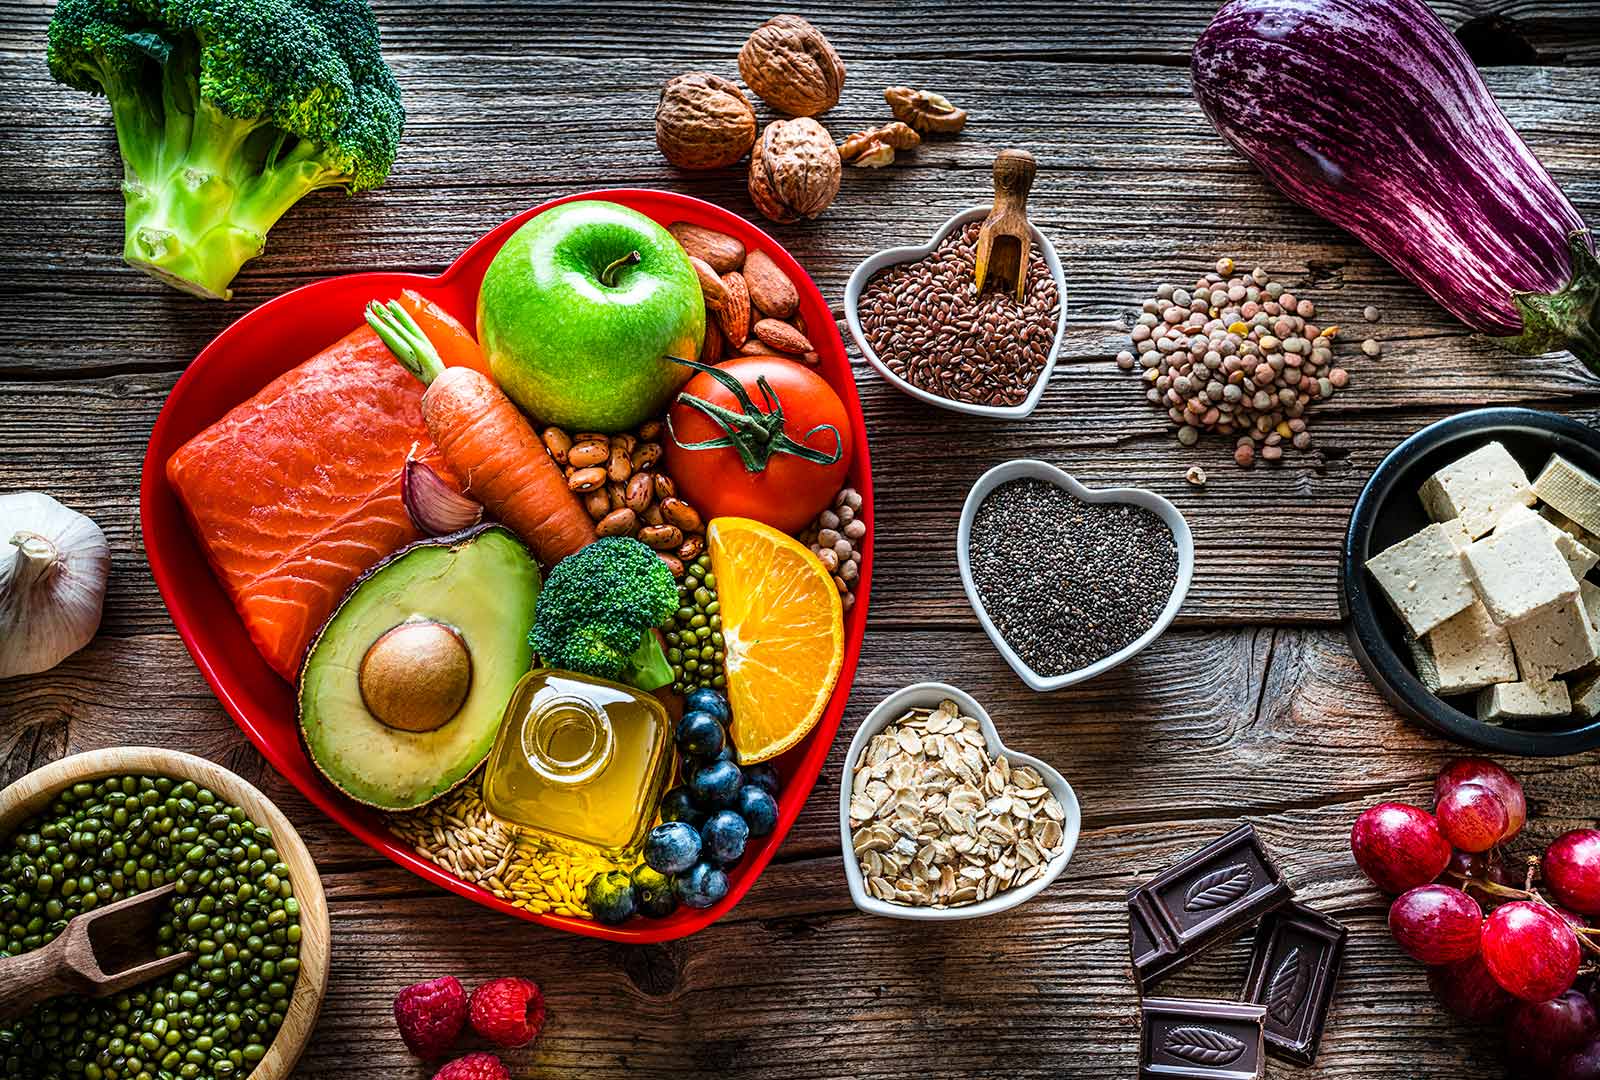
[3,628,1595,1078]
[0,57,1596,374]
[2,372,1594,629]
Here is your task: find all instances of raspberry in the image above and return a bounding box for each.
[432,1052,510,1080]
[394,976,468,1060]
[469,976,547,1049]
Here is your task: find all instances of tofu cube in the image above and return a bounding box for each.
[1415,600,1517,695]
[1477,679,1571,723]
[1573,671,1600,720]
[1500,505,1598,580]
[1420,441,1535,538]
[1534,455,1600,535]
[1366,524,1477,636]
[1540,506,1600,552]
[1463,512,1578,625]
[1508,596,1598,680]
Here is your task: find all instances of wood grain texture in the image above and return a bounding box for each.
[1,1,1599,1077]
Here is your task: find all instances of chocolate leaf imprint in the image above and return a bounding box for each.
[1266,947,1310,1023]
[1183,863,1253,911]
[1163,1026,1246,1066]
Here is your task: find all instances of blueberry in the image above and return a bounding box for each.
[585,870,636,925]
[675,862,729,909]
[742,763,780,796]
[660,785,706,829]
[734,785,778,837]
[644,821,701,874]
[675,710,725,758]
[700,810,749,866]
[631,865,678,919]
[684,687,730,724]
[689,759,743,809]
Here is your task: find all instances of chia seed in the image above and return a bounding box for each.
[968,478,1179,676]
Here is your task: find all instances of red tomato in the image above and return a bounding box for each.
[664,355,852,534]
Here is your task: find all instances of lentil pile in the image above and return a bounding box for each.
[968,479,1178,675]
[859,222,1060,407]
[388,776,616,920]
[0,776,301,1080]
[1117,258,1357,468]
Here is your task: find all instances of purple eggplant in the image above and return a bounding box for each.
[1192,0,1599,370]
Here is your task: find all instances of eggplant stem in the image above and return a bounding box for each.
[1507,229,1600,374]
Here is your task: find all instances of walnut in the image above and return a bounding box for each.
[885,86,968,134]
[747,117,841,224]
[738,15,845,117]
[839,121,920,167]
[655,72,757,170]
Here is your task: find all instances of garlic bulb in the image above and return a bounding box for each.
[0,493,110,678]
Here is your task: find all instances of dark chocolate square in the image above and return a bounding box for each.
[1241,901,1347,1067]
[1140,998,1267,1079]
[1128,824,1292,987]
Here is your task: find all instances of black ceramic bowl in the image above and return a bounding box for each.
[1342,407,1600,757]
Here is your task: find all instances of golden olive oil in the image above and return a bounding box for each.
[482,669,671,858]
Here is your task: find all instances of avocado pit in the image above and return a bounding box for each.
[359,618,472,733]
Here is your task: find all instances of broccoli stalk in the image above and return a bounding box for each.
[531,538,681,693]
[47,1,405,300]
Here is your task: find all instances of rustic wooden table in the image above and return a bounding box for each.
[3,2,1599,1077]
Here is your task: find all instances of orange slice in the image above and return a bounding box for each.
[707,517,845,764]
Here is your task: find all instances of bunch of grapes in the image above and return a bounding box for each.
[1350,758,1600,1079]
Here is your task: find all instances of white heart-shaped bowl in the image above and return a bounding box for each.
[958,459,1194,692]
[839,682,1082,921]
[843,206,1067,419]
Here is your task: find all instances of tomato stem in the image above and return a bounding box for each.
[665,356,843,475]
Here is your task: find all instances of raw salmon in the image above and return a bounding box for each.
[168,325,447,682]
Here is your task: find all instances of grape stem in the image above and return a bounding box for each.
[1444,862,1600,961]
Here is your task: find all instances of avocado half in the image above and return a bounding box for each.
[298,524,541,811]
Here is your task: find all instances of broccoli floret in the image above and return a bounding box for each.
[46,0,404,299]
[530,538,680,692]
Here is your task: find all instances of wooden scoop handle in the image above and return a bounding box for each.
[992,149,1036,213]
[0,933,82,1023]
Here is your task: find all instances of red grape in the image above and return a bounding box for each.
[1443,849,1518,905]
[1428,954,1516,1023]
[1436,781,1511,853]
[1558,1037,1600,1080]
[1482,901,1583,1002]
[1389,885,1483,964]
[1352,803,1452,894]
[1436,758,1526,843]
[1505,991,1600,1074]
[1545,830,1600,917]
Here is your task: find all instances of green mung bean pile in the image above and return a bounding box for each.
[0,775,301,1080]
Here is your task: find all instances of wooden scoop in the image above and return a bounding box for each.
[0,884,194,1022]
[973,149,1038,303]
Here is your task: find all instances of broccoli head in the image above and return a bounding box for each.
[46,0,404,299]
[530,537,680,692]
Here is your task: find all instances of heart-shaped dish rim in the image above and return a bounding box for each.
[139,188,872,943]
[842,206,1067,419]
[957,459,1193,691]
[838,681,1081,921]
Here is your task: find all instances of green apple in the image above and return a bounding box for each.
[477,200,706,432]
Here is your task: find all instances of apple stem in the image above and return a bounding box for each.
[600,250,642,288]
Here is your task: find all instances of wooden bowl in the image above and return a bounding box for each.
[0,747,330,1080]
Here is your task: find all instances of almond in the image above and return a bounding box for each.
[669,222,744,273]
[700,315,724,364]
[690,256,728,309]
[743,248,798,318]
[736,338,771,356]
[754,317,811,354]
[718,271,750,346]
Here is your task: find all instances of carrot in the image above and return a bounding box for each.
[366,299,596,568]
[395,289,494,379]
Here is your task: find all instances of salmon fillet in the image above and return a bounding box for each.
[168,325,445,682]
